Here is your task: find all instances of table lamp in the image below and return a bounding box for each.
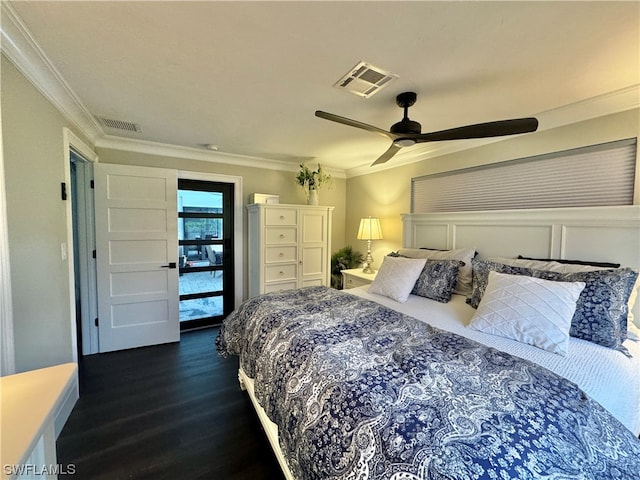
[357,216,383,273]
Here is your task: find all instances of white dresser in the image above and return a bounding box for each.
[247,203,334,297]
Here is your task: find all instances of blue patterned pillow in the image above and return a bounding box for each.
[411,260,462,303]
[530,268,638,352]
[468,258,639,353]
[466,258,533,309]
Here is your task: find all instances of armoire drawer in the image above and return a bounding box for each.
[265,246,297,263]
[265,227,296,245]
[265,264,297,282]
[264,281,298,293]
[265,208,297,226]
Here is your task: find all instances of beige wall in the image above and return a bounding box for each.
[1,55,91,372]
[95,149,347,298]
[345,109,640,270]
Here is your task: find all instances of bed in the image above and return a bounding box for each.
[217,206,640,479]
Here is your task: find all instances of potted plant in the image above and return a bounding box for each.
[331,245,364,289]
[295,163,333,205]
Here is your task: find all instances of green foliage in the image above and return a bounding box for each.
[295,163,333,192]
[331,245,364,289]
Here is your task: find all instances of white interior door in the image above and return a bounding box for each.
[94,163,179,353]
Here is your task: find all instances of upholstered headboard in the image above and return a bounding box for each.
[402,206,640,325]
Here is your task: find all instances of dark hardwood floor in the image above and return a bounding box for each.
[57,328,285,479]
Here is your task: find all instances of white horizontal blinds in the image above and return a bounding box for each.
[412,138,637,213]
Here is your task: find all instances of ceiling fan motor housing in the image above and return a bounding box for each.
[391,118,421,134]
[391,91,421,134]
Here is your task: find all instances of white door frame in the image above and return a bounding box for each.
[63,128,98,358]
[0,99,15,376]
[179,170,244,310]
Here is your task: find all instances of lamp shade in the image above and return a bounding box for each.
[357,217,383,241]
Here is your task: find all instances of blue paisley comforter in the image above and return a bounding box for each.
[216,286,640,479]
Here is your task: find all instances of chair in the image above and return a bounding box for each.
[205,245,222,277]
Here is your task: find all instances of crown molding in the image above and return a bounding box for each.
[96,136,347,179]
[1,2,103,142]
[345,84,640,178]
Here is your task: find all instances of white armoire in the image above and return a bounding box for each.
[247,203,334,298]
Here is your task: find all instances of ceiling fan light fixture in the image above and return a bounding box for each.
[393,138,416,147]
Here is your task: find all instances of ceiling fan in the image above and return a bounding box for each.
[315,92,538,166]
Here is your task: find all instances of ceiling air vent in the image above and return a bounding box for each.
[334,61,398,98]
[95,116,142,133]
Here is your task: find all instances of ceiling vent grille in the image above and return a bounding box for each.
[95,116,142,133]
[334,61,399,98]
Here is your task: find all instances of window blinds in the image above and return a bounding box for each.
[411,138,637,213]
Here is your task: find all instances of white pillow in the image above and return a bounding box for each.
[397,247,475,296]
[487,257,639,329]
[368,256,427,303]
[628,322,640,342]
[468,271,585,355]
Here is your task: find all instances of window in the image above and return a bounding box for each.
[412,138,637,213]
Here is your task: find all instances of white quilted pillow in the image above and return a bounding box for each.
[368,256,427,303]
[468,271,585,355]
[487,256,639,326]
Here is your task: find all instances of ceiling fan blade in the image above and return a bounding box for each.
[414,117,539,143]
[371,143,402,166]
[315,111,392,139]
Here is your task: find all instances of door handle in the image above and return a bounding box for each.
[161,262,177,269]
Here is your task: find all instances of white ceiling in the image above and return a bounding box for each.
[4,1,639,176]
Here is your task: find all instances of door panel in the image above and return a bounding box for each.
[299,209,328,285]
[109,208,167,232]
[301,212,326,243]
[109,239,169,263]
[301,246,324,276]
[95,164,179,353]
[111,300,170,326]
[177,179,234,329]
[110,270,168,295]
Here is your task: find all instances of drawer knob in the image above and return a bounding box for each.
[279,252,284,257]
[280,215,285,220]
[279,271,284,276]
[279,234,285,239]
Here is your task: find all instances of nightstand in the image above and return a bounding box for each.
[341,268,378,289]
